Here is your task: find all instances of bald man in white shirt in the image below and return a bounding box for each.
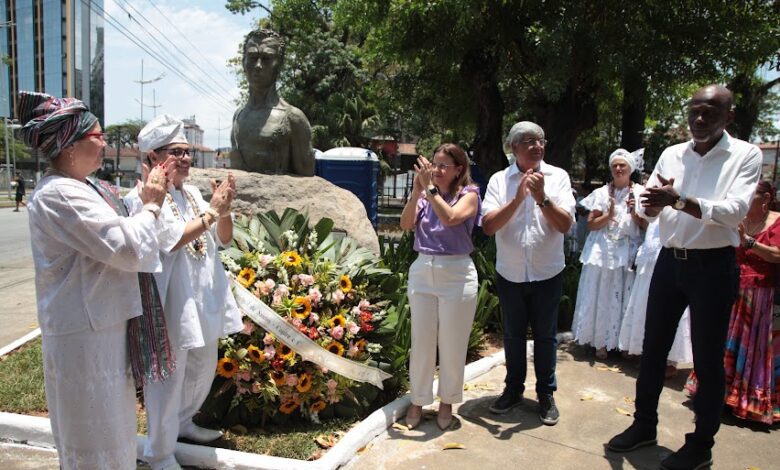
[607,85,761,470]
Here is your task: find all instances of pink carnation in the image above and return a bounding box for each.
[359,299,371,310]
[330,326,344,340]
[326,379,338,391]
[259,254,274,267]
[263,345,275,360]
[307,287,322,305]
[286,374,299,387]
[241,319,255,335]
[291,318,302,328]
[347,344,359,358]
[308,312,320,325]
[332,289,345,304]
[347,321,360,335]
[298,274,315,286]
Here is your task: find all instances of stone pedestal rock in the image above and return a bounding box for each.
[187,168,379,254]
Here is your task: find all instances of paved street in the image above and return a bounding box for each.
[0,207,38,348]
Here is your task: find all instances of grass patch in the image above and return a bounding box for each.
[0,338,47,413]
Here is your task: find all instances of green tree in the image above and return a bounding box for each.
[0,120,30,163]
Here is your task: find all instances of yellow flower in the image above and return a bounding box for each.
[338,274,352,293]
[296,372,312,393]
[237,267,257,288]
[271,370,286,386]
[279,397,300,414]
[324,341,345,356]
[281,251,303,268]
[247,345,264,364]
[328,314,346,329]
[217,357,239,378]
[310,399,327,413]
[277,343,295,360]
[291,296,312,319]
[355,338,367,351]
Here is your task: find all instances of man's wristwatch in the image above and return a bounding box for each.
[673,192,687,210]
[143,203,161,219]
[537,196,552,208]
[426,186,439,197]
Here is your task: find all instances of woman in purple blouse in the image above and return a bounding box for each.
[399,143,482,431]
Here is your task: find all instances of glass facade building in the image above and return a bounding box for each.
[1,0,104,123]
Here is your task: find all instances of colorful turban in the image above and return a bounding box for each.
[17,91,99,160]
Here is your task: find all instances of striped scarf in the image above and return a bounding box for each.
[87,178,176,387]
[17,91,99,160]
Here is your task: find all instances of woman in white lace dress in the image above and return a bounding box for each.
[573,149,647,359]
[619,219,693,372]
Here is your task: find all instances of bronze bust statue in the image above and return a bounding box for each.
[230,29,315,176]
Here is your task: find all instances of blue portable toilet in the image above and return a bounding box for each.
[316,147,379,228]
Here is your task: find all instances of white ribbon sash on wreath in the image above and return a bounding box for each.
[231,278,392,389]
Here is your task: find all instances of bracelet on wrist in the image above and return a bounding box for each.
[204,207,220,220]
[200,215,209,231]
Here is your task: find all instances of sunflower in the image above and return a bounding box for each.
[281,250,303,268]
[279,397,301,414]
[247,345,264,364]
[291,296,312,319]
[277,343,295,360]
[237,267,257,288]
[310,399,327,413]
[355,338,367,351]
[271,370,286,386]
[217,357,239,378]
[296,372,313,393]
[338,274,352,293]
[324,341,345,356]
[328,314,346,329]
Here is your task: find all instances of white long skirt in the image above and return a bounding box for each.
[618,262,693,365]
[572,264,634,350]
[42,321,137,470]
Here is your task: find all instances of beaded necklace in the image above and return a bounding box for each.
[166,189,208,260]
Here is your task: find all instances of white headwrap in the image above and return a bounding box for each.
[608,148,635,173]
[138,114,188,152]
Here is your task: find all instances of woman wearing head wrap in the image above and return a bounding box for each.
[572,149,647,359]
[125,114,242,470]
[20,91,169,470]
[687,180,780,424]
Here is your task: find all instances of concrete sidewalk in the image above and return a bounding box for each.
[345,344,779,470]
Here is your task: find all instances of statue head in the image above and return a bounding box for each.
[243,29,286,92]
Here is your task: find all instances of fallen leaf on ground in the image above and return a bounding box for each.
[442,442,466,450]
[580,394,594,401]
[314,434,339,448]
[745,467,761,470]
[391,422,410,431]
[615,407,632,417]
[623,396,634,405]
[357,443,372,454]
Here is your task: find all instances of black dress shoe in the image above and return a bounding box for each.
[607,422,657,452]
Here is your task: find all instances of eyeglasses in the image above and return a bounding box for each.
[159,148,191,158]
[431,163,457,170]
[519,138,548,147]
[84,132,105,140]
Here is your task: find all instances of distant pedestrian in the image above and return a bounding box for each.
[13,171,25,211]
[482,121,576,425]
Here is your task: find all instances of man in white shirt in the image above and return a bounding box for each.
[482,121,576,425]
[607,85,761,470]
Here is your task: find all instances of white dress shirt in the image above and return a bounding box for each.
[482,160,576,283]
[642,132,761,249]
[29,175,163,336]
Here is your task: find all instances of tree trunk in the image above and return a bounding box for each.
[461,48,506,181]
[728,73,780,141]
[620,70,648,152]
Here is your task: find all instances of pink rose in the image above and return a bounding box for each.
[359,299,371,310]
[307,287,322,305]
[259,254,274,267]
[332,289,345,304]
[298,274,315,286]
[347,344,359,358]
[238,371,251,382]
[308,312,320,325]
[326,379,338,391]
[263,345,275,360]
[347,321,360,335]
[330,326,344,340]
[286,374,298,387]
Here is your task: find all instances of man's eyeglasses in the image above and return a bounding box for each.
[520,138,548,147]
[159,148,191,158]
[431,163,457,170]
[84,132,105,140]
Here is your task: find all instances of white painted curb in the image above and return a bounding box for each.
[0,328,41,358]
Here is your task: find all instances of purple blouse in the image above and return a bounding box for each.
[413,185,482,255]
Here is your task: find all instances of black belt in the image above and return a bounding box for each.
[662,246,734,261]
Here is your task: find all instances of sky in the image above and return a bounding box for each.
[103,0,261,150]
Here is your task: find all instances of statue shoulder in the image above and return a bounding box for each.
[284,104,310,128]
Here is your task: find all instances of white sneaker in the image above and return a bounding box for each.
[179,423,223,443]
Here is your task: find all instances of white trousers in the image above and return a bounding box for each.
[407,254,478,405]
[42,321,137,470]
[143,342,218,469]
